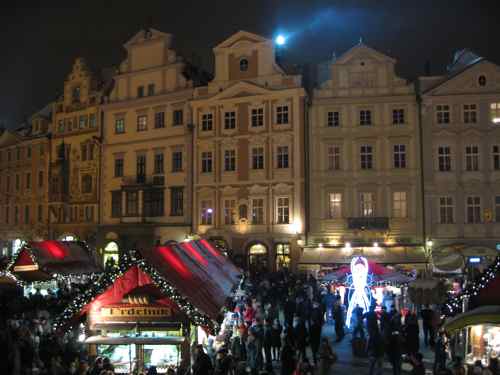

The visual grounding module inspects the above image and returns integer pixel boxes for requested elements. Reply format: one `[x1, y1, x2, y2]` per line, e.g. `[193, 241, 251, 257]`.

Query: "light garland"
[443, 256, 500, 317]
[53, 251, 219, 334]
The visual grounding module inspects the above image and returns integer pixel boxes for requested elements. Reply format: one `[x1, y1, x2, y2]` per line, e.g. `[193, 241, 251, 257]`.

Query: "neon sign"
[346, 256, 372, 328]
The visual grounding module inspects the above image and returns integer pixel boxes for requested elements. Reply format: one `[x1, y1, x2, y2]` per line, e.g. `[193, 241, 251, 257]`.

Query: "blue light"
[469, 257, 481, 264]
[275, 35, 286, 46]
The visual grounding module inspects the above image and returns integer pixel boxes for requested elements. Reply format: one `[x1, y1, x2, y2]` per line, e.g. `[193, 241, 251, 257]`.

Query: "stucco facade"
[304, 43, 425, 269]
[98, 29, 194, 256]
[190, 31, 306, 271]
[420, 50, 500, 265]
[48, 58, 103, 245]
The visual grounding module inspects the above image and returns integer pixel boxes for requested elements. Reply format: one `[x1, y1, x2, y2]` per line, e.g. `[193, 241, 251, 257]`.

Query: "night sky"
[1, 1, 498, 128]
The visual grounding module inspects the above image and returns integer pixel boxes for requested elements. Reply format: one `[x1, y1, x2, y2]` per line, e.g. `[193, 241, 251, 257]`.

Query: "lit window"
[490, 103, 500, 124]
[360, 145, 373, 169]
[251, 198, 264, 224]
[329, 193, 342, 219]
[393, 144, 406, 169]
[201, 201, 213, 225]
[327, 111, 340, 127]
[436, 105, 450, 124]
[360, 192, 374, 217]
[392, 191, 407, 218]
[251, 108, 264, 127]
[359, 110, 372, 126]
[115, 118, 125, 134]
[327, 146, 341, 170]
[438, 146, 452, 171]
[224, 199, 236, 225]
[463, 104, 477, 124]
[466, 196, 481, 223]
[277, 197, 290, 224]
[137, 115, 148, 131]
[224, 111, 236, 129]
[276, 243, 291, 270]
[465, 145, 479, 171]
[276, 105, 289, 124]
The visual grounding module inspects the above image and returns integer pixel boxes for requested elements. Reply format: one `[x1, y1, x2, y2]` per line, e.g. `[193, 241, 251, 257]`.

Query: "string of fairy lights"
[53, 251, 218, 334]
[443, 255, 500, 317]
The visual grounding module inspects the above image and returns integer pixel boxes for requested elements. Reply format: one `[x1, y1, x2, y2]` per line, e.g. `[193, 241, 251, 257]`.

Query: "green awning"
[443, 306, 500, 334]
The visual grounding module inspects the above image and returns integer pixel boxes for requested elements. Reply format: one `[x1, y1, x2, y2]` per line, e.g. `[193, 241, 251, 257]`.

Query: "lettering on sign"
[100, 306, 172, 318]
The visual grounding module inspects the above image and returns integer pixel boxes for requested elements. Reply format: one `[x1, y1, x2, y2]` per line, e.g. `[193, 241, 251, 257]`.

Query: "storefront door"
[248, 243, 268, 271]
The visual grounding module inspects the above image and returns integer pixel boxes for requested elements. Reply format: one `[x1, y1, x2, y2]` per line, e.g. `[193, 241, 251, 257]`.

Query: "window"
[392, 191, 407, 218]
[126, 191, 138, 216]
[277, 197, 290, 224]
[37, 205, 43, 222]
[326, 146, 341, 170]
[463, 104, 477, 124]
[137, 115, 147, 131]
[201, 151, 213, 173]
[392, 109, 405, 125]
[27, 146, 31, 159]
[224, 199, 236, 225]
[493, 145, 500, 170]
[7, 150, 11, 162]
[466, 196, 481, 223]
[251, 108, 264, 127]
[115, 118, 125, 134]
[224, 149, 236, 171]
[277, 146, 289, 169]
[479, 75, 487, 86]
[89, 113, 96, 128]
[224, 111, 236, 130]
[38, 171, 44, 188]
[495, 196, 500, 223]
[154, 153, 164, 174]
[173, 110, 183, 126]
[170, 187, 184, 216]
[360, 145, 373, 170]
[172, 151, 182, 172]
[58, 120, 65, 133]
[329, 193, 342, 218]
[79, 115, 88, 129]
[276, 243, 291, 270]
[6, 176, 10, 192]
[360, 192, 374, 217]
[82, 175, 92, 193]
[393, 144, 407, 169]
[72, 86, 80, 102]
[252, 147, 264, 170]
[465, 145, 480, 171]
[438, 146, 451, 171]
[276, 105, 289, 124]
[136, 155, 146, 182]
[67, 118, 73, 131]
[39, 144, 44, 156]
[201, 201, 213, 225]
[114, 158, 124, 177]
[14, 206, 19, 225]
[15, 174, 19, 191]
[81, 144, 88, 162]
[202, 113, 213, 131]
[436, 105, 450, 124]
[111, 191, 122, 218]
[147, 83, 155, 96]
[143, 189, 164, 217]
[240, 58, 248, 71]
[154, 112, 165, 128]
[137, 86, 144, 98]
[5, 206, 9, 224]
[85, 206, 94, 222]
[327, 111, 340, 127]
[24, 206, 30, 225]
[16, 148, 21, 161]
[26, 173, 31, 190]
[251, 198, 264, 224]
[359, 110, 372, 126]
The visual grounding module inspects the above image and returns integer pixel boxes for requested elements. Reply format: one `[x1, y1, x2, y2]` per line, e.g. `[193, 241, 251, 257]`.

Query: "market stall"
[54, 240, 242, 374]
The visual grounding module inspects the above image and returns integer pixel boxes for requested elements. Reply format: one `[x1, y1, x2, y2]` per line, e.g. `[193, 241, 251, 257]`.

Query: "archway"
[103, 241, 120, 267]
[247, 242, 268, 272]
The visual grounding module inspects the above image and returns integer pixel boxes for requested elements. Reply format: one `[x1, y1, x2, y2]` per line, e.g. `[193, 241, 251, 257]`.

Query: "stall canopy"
[444, 306, 500, 334]
[11, 241, 102, 281]
[55, 240, 242, 334]
[322, 260, 413, 284]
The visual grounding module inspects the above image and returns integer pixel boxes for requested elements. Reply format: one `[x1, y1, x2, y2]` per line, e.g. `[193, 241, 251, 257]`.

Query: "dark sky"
[1, 1, 499, 128]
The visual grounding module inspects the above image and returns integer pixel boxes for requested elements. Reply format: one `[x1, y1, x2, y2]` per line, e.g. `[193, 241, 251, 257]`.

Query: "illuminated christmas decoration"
[346, 256, 372, 328]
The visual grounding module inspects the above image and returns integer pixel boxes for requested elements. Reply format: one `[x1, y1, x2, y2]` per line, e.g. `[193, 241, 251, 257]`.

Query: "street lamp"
[275, 34, 286, 46]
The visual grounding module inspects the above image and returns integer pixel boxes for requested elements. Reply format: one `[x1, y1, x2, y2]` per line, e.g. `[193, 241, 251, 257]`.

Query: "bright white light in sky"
[275, 35, 286, 46]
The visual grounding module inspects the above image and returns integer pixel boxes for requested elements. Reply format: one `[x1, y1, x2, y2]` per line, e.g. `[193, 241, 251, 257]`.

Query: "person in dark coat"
[309, 319, 322, 365]
[214, 348, 233, 375]
[271, 319, 282, 361]
[433, 331, 448, 375]
[367, 330, 385, 375]
[404, 313, 420, 355]
[352, 304, 366, 340]
[387, 330, 403, 375]
[284, 294, 296, 328]
[246, 333, 258, 374]
[281, 339, 296, 375]
[380, 306, 391, 338]
[292, 316, 308, 360]
[333, 303, 345, 342]
[263, 319, 274, 371]
[192, 344, 213, 375]
[230, 331, 247, 363]
[420, 305, 435, 347]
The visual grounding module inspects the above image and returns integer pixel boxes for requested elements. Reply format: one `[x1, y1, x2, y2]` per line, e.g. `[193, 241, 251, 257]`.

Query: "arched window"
[478, 75, 487, 87]
[82, 175, 92, 194]
[104, 241, 119, 267]
[240, 58, 249, 72]
[248, 243, 268, 271]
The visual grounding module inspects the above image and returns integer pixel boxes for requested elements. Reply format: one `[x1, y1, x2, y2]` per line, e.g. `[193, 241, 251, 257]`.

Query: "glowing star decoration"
[345, 256, 372, 328]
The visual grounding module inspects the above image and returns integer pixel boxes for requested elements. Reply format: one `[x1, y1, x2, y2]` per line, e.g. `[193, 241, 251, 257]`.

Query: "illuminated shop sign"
[100, 306, 172, 318]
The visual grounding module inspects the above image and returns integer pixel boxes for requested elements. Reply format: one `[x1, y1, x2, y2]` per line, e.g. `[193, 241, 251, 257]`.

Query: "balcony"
[347, 217, 389, 231]
[121, 175, 165, 187]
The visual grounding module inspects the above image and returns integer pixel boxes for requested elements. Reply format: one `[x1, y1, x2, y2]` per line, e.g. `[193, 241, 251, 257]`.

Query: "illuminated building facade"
[190, 31, 307, 271]
[303, 43, 425, 270]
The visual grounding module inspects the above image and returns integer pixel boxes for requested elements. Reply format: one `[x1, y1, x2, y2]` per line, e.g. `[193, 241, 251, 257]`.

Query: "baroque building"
[98, 29, 197, 261]
[190, 31, 306, 271]
[48, 58, 106, 245]
[420, 50, 500, 268]
[0, 107, 51, 256]
[302, 43, 425, 271]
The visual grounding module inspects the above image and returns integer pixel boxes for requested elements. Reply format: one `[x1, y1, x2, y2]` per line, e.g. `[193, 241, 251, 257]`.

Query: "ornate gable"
[209, 81, 272, 101]
[214, 30, 268, 50]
